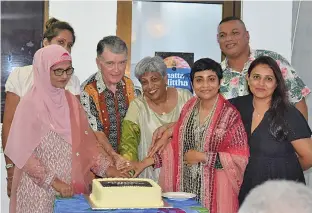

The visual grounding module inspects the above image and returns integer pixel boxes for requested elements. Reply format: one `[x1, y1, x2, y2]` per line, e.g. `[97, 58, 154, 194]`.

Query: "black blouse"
[230, 94, 311, 155]
[229, 94, 312, 204]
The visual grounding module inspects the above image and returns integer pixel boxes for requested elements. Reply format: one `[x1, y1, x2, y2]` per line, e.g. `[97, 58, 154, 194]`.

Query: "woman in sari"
[135, 58, 249, 213]
[118, 56, 192, 181]
[5, 45, 129, 213]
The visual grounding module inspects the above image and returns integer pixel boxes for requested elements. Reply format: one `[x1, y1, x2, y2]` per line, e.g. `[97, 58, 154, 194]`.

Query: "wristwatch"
[5, 164, 14, 169]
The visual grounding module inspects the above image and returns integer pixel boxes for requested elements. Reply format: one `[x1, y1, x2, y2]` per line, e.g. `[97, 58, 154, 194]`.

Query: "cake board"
[84, 195, 173, 210]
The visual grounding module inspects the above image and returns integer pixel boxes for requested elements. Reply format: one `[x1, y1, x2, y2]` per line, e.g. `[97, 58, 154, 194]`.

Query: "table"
[54, 194, 209, 213]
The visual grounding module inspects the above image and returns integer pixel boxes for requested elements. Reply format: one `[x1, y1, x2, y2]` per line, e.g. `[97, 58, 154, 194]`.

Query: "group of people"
[2, 16, 312, 213]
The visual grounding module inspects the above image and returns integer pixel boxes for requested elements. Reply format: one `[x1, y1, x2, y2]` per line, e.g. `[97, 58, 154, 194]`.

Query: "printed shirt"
[220, 49, 311, 103]
[80, 71, 135, 151]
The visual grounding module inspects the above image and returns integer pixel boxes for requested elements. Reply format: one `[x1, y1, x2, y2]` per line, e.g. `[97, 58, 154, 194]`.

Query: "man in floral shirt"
[218, 16, 310, 119]
[81, 36, 135, 168]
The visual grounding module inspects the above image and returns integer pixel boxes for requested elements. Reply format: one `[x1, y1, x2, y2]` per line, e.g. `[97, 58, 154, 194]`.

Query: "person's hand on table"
[52, 178, 73, 198]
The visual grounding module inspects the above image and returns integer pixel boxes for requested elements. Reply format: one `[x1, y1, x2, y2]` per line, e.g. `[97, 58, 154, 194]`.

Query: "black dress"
[230, 95, 312, 205]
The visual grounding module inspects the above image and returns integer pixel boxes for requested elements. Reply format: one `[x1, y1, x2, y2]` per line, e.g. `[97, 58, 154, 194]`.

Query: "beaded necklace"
[181, 96, 219, 202]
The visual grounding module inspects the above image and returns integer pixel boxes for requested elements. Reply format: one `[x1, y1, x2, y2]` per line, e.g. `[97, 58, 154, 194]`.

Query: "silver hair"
[96, 36, 128, 56]
[239, 180, 312, 213]
[134, 56, 167, 80]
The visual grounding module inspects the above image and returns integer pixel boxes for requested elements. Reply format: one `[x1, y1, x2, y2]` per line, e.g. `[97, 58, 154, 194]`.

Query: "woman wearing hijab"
[5, 45, 129, 213]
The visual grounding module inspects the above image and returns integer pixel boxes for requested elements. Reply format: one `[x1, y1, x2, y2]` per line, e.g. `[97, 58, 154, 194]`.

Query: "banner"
[155, 52, 194, 93]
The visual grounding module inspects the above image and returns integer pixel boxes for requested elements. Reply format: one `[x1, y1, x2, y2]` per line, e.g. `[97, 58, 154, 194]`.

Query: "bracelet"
[5, 164, 14, 169]
[6, 176, 13, 181]
[153, 152, 162, 168]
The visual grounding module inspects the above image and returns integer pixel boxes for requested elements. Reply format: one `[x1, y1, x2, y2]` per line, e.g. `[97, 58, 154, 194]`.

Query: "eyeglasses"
[53, 67, 74, 76]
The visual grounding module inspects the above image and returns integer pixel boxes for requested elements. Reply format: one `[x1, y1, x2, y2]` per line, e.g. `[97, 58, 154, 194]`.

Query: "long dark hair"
[248, 56, 290, 141]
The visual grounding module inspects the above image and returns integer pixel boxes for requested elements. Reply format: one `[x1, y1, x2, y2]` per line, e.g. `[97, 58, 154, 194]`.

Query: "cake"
[89, 178, 164, 208]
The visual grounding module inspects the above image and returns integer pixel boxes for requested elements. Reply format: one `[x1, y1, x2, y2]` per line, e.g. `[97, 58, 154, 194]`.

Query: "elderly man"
[239, 180, 312, 213]
[218, 16, 310, 120]
[81, 36, 135, 164]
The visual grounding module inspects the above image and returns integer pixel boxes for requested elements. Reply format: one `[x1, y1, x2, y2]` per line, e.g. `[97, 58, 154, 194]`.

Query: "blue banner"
[167, 68, 192, 92]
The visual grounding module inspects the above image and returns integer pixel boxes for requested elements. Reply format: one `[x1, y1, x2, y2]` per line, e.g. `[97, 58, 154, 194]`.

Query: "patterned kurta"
[159, 95, 249, 213]
[14, 131, 110, 213]
[220, 49, 311, 103]
[80, 72, 135, 151]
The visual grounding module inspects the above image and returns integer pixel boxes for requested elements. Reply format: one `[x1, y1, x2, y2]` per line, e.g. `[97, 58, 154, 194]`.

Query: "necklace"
[181, 96, 218, 198]
[252, 100, 264, 118]
[253, 109, 261, 117]
[148, 90, 169, 115]
[195, 96, 219, 150]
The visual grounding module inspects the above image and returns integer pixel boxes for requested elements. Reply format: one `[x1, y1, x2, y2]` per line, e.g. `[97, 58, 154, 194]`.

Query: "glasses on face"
[53, 67, 74, 76]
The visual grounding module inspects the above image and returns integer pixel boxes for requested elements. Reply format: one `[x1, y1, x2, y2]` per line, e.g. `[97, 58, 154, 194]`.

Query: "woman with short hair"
[118, 56, 192, 182]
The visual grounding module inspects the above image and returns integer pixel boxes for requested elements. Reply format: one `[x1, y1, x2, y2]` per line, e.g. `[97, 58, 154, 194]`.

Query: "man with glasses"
[81, 36, 135, 166]
[218, 16, 310, 119]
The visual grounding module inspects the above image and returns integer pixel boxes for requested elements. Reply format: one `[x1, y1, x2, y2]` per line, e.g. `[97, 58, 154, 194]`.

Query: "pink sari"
[159, 94, 249, 213]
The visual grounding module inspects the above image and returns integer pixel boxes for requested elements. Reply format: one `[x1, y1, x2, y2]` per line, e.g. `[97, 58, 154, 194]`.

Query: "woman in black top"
[230, 56, 312, 205]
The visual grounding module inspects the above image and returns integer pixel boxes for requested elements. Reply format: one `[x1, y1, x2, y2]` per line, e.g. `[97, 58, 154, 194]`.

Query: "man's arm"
[94, 131, 116, 155]
[265, 50, 310, 121]
[295, 98, 308, 121]
[80, 89, 118, 157]
[274, 53, 310, 120]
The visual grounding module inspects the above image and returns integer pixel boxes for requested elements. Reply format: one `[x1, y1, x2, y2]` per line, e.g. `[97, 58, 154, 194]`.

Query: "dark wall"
[1, 1, 44, 122]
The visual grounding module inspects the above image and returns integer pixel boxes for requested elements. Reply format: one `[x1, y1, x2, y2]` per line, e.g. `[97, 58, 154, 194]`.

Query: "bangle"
[5, 164, 14, 169]
[153, 152, 162, 168]
[6, 176, 13, 181]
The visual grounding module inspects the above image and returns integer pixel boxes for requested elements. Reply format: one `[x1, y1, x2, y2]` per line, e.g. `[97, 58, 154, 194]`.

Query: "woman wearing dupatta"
[118, 56, 192, 181]
[136, 58, 249, 213]
[5, 45, 129, 213]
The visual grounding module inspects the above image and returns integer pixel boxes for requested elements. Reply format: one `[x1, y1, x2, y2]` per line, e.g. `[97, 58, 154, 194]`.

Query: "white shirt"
[5, 65, 80, 97]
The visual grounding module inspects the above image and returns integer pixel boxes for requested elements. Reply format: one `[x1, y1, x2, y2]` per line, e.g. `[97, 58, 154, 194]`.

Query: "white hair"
[134, 56, 167, 80]
[239, 180, 312, 213]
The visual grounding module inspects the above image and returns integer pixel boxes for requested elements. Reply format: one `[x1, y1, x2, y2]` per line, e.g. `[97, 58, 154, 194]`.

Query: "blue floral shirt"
[220, 49, 310, 103]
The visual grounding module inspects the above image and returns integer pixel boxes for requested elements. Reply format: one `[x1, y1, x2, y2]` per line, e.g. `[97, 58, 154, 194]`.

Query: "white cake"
[89, 178, 164, 208]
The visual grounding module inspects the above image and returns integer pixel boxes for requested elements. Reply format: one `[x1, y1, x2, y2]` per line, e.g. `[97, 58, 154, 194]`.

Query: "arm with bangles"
[132, 153, 163, 177]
